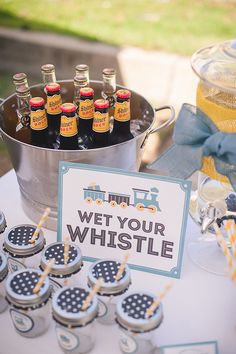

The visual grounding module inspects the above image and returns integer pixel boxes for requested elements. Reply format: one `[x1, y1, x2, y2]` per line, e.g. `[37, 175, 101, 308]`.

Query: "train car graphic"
[83, 183, 161, 213]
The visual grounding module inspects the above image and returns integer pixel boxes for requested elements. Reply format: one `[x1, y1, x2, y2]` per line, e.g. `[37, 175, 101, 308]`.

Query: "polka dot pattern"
[122, 294, 156, 319]
[10, 271, 43, 296]
[8, 226, 36, 246]
[92, 261, 125, 283]
[45, 244, 78, 265]
[57, 288, 90, 313]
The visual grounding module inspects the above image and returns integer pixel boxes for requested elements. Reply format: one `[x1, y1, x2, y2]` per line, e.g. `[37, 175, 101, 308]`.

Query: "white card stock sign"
[58, 162, 191, 278]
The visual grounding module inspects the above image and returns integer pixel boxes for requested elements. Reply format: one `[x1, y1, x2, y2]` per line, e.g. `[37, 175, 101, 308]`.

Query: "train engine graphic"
[83, 183, 161, 213]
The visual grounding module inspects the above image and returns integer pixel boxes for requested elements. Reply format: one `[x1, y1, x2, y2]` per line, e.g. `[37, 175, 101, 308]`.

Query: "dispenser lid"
[191, 39, 236, 94]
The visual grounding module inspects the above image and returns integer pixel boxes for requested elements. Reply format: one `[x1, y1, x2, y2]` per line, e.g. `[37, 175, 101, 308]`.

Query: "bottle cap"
[116, 89, 131, 99]
[29, 97, 45, 107]
[103, 68, 116, 76]
[13, 73, 27, 82]
[46, 83, 61, 93]
[41, 64, 55, 73]
[5, 269, 51, 309]
[87, 259, 131, 296]
[4, 224, 45, 258]
[40, 241, 83, 278]
[76, 64, 89, 72]
[79, 87, 94, 97]
[0, 251, 8, 282]
[116, 292, 163, 333]
[61, 103, 76, 113]
[94, 99, 109, 109]
[52, 286, 98, 327]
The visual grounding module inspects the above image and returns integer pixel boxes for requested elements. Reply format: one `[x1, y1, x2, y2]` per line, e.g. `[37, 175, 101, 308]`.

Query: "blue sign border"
[160, 341, 219, 353]
[57, 161, 192, 279]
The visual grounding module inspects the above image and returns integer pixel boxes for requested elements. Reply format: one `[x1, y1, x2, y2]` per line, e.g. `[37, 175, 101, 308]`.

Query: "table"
[0, 170, 235, 354]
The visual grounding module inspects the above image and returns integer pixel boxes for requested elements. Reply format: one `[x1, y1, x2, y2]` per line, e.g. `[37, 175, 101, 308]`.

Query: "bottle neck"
[78, 117, 93, 134]
[112, 119, 131, 132]
[14, 79, 29, 91]
[42, 71, 56, 85]
[16, 92, 31, 110]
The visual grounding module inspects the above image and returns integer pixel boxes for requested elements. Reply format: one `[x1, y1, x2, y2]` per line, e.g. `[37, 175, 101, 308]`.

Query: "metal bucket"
[0, 80, 175, 230]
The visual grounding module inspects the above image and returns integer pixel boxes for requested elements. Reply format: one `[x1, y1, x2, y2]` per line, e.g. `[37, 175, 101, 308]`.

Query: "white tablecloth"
[0, 170, 235, 354]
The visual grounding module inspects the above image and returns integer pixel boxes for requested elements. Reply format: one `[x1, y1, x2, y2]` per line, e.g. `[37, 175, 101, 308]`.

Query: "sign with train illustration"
[58, 162, 191, 279]
[83, 183, 161, 213]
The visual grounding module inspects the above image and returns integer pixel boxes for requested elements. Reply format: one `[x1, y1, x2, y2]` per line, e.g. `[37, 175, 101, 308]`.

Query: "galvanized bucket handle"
[141, 105, 175, 148]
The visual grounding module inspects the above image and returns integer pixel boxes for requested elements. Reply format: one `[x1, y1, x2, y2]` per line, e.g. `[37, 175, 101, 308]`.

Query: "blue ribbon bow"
[148, 103, 236, 191]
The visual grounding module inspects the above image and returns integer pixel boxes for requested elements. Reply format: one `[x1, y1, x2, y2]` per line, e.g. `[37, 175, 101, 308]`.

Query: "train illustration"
[83, 183, 161, 213]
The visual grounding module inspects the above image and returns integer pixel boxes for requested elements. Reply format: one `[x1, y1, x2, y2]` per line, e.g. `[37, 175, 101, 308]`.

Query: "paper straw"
[82, 278, 103, 311]
[146, 282, 173, 318]
[213, 222, 234, 270]
[230, 266, 236, 282]
[64, 236, 70, 265]
[33, 259, 54, 294]
[115, 253, 130, 282]
[29, 207, 51, 244]
[224, 220, 236, 260]
[230, 221, 236, 260]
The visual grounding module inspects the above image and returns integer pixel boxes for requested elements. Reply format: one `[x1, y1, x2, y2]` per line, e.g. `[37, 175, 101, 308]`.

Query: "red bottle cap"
[61, 103, 76, 113]
[79, 87, 94, 97]
[116, 89, 131, 99]
[29, 97, 45, 107]
[94, 99, 109, 109]
[46, 83, 61, 93]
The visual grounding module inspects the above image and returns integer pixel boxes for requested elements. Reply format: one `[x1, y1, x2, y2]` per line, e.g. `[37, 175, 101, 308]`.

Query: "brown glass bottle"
[30, 97, 52, 148]
[78, 87, 94, 149]
[46, 82, 62, 146]
[59, 103, 80, 150]
[109, 89, 134, 145]
[92, 99, 110, 148]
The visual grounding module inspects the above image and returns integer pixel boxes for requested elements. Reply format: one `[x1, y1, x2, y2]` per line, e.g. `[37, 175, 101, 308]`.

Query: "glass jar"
[3, 224, 45, 273]
[5, 268, 51, 337]
[116, 292, 163, 354]
[52, 286, 98, 354]
[87, 259, 131, 325]
[0, 251, 8, 313]
[0, 211, 7, 234]
[40, 241, 83, 289]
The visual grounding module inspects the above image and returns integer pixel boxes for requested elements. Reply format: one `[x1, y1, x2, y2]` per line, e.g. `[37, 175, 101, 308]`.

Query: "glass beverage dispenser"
[189, 39, 236, 275]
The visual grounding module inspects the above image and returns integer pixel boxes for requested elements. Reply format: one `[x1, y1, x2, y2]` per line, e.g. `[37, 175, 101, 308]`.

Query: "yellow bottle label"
[30, 109, 48, 130]
[79, 99, 94, 119]
[114, 101, 130, 122]
[197, 83, 236, 183]
[60, 115, 78, 137]
[93, 111, 110, 133]
[47, 94, 62, 115]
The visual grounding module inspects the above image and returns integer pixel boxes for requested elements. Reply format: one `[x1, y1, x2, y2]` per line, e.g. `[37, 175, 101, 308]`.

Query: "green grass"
[0, 0, 236, 55]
